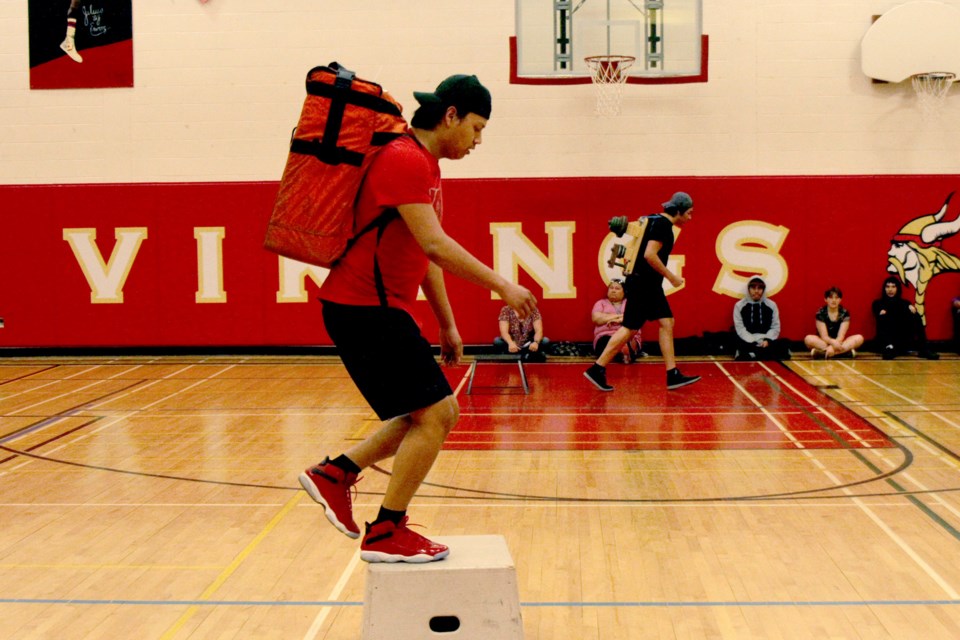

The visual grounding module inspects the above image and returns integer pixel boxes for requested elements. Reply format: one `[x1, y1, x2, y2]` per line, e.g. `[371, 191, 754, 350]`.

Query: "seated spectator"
[732, 276, 791, 361]
[592, 279, 645, 363]
[803, 286, 864, 358]
[494, 305, 549, 361]
[872, 276, 938, 360]
[953, 295, 960, 354]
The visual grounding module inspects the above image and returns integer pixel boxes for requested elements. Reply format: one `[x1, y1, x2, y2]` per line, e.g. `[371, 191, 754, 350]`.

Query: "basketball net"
[911, 72, 955, 119]
[585, 55, 635, 116]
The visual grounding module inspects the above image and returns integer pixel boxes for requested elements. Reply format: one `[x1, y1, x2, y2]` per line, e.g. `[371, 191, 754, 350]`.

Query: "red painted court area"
[445, 360, 894, 451]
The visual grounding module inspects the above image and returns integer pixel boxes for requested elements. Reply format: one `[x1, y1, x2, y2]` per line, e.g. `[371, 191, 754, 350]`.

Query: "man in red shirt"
[299, 74, 537, 563]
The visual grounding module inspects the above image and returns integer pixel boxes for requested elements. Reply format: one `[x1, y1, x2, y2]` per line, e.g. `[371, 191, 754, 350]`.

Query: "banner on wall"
[2, 177, 960, 349]
[28, 0, 134, 90]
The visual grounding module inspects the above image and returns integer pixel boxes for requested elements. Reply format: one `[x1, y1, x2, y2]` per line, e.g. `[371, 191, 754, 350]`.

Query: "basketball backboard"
[861, 0, 960, 83]
[513, 0, 705, 84]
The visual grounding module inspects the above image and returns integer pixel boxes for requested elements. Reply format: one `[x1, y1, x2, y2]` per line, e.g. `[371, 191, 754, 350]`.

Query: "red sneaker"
[299, 458, 361, 539]
[360, 517, 449, 563]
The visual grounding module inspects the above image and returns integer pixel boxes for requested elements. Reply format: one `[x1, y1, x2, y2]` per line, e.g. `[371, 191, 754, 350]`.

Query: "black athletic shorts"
[321, 300, 452, 421]
[622, 276, 673, 330]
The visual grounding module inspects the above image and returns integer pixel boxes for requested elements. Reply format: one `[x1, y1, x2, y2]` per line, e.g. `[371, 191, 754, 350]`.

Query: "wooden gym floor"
[1, 353, 960, 639]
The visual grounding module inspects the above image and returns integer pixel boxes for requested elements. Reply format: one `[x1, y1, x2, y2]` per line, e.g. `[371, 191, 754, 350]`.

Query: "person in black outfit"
[953, 295, 960, 354]
[871, 276, 938, 360]
[584, 192, 701, 391]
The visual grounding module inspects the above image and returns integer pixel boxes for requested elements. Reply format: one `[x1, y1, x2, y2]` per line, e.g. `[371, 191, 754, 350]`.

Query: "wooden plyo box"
[362, 535, 523, 639]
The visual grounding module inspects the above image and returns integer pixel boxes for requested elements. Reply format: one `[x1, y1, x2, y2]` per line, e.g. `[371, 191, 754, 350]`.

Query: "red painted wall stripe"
[2, 176, 959, 348]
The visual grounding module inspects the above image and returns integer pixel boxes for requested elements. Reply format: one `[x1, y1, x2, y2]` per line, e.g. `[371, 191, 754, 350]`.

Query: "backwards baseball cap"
[413, 74, 492, 119]
[662, 192, 694, 214]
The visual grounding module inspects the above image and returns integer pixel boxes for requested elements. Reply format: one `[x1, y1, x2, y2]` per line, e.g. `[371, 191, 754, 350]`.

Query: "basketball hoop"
[911, 72, 955, 119]
[585, 55, 635, 116]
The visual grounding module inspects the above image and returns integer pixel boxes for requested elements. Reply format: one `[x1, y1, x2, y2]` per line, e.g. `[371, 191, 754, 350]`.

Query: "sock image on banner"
[28, 0, 134, 89]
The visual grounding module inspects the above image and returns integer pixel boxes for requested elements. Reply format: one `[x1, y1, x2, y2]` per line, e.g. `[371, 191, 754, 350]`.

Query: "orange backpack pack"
[264, 62, 408, 267]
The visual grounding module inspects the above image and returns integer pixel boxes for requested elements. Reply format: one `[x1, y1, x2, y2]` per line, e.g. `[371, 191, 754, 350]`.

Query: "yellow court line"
[159, 491, 304, 640]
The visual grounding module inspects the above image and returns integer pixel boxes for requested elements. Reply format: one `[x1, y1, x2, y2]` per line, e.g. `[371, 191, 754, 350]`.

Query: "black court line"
[0, 365, 61, 386]
[1, 442, 943, 505]
[1, 360, 957, 505]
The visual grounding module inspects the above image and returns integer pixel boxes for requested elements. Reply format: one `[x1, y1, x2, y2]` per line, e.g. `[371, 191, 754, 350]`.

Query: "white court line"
[798, 447, 959, 599]
[789, 359, 836, 387]
[0, 364, 143, 425]
[461, 410, 801, 417]
[0, 365, 151, 478]
[60, 409, 806, 419]
[720, 360, 959, 597]
[0, 501, 926, 509]
[712, 361, 803, 448]
[303, 550, 362, 640]
[84, 364, 237, 440]
[830, 364, 960, 473]
[4, 364, 236, 466]
[837, 359, 960, 436]
[870, 446, 960, 522]
[0, 375, 87, 404]
[757, 361, 872, 447]
[818, 386, 960, 522]
[0, 365, 106, 414]
[81, 363, 197, 414]
[301, 360, 489, 638]
[841, 391, 960, 472]
[827, 365, 960, 527]
[793, 362, 960, 599]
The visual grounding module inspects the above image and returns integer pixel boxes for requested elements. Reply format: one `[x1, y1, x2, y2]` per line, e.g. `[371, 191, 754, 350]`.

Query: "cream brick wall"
[1, 0, 958, 183]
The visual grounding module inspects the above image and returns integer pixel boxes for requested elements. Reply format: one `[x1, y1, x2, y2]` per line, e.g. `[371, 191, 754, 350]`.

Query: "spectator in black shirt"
[803, 286, 864, 358]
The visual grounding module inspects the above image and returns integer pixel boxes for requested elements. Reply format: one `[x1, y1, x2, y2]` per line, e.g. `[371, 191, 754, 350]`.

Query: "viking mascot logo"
[887, 191, 960, 324]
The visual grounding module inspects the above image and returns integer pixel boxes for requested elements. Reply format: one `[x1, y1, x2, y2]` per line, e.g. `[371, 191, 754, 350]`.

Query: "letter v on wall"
[63, 228, 148, 303]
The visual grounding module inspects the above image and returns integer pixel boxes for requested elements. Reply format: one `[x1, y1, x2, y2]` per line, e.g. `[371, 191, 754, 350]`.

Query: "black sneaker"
[666, 368, 701, 390]
[882, 345, 896, 360]
[919, 350, 940, 360]
[584, 364, 613, 391]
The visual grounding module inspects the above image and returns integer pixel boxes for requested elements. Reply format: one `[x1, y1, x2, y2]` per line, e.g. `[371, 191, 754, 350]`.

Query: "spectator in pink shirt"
[592, 279, 644, 363]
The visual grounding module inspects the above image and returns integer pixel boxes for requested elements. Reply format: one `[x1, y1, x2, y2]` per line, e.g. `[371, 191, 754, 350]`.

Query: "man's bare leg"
[355, 396, 459, 562]
[299, 395, 457, 538]
[370, 396, 458, 511]
[595, 325, 639, 367]
[658, 317, 676, 371]
[660, 316, 701, 389]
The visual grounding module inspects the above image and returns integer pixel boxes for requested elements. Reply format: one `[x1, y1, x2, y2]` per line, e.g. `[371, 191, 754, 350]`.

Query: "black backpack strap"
[289, 130, 405, 166]
[336, 208, 400, 307]
[320, 64, 355, 165]
[372, 214, 395, 308]
[343, 208, 399, 256]
[290, 138, 363, 167]
[293, 63, 405, 167]
[306, 77, 404, 116]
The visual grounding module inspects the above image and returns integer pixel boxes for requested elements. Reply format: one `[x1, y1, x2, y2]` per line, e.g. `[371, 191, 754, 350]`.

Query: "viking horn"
[933, 191, 955, 222]
[921, 191, 960, 243]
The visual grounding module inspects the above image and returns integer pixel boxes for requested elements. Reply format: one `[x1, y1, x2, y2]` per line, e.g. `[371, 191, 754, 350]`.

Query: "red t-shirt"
[319, 135, 441, 315]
